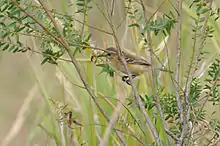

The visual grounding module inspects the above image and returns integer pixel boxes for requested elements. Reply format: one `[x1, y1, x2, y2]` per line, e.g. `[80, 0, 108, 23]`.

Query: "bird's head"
[98, 47, 118, 59]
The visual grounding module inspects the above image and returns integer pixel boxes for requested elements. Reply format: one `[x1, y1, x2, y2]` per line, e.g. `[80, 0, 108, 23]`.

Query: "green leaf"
[41, 58, 48, 65]
[76, 3, 85, 7]
[85, 33, 92, 42]
[8, 46, 15, 52]
[10, 9, 21, 16]
[8, 22, 17, 28]
[16, 26, 26, 32]
[2, 44, 9, 51]
[128, 23, 140, 28]
[199, 8, 210, 14]
[97, 64, 115, 77]
[12, 47, 19, 53]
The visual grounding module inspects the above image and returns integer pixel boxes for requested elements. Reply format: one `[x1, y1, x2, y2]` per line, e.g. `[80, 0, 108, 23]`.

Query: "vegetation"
[0, 0, 219, 145]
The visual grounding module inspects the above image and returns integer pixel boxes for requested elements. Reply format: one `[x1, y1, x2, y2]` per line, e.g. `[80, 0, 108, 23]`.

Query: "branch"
[96, 3, 162, 146]
[175, 0, 185, 145]
[185, 0, 214, 144]
[10, 0, 112, 138]
[36, 0, 126, 145]
[23, 3, 113, 35]
[140, 0, 179, 142]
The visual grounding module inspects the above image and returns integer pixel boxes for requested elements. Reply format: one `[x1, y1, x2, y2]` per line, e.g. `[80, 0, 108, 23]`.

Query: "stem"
[96, 3, 162, 146]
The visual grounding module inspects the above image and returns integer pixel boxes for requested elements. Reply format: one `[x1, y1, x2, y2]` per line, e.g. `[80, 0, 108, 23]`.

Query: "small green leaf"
[128, 23, 140, 28]
[2, 44, 9, 51]
[76, 3, 85, 6]
[8, 46, 15, 52]
[10, 9, 21, 16]
[41, 58, 48, 65]
[85, 33, 92, 42]
[12, 47, 19, 53]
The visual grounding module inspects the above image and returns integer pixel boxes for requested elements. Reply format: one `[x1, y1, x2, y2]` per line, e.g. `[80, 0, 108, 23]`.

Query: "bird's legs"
[121, 75, 137, 85]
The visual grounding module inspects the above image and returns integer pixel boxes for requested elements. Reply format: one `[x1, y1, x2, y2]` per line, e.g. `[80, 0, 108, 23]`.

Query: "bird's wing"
[124, 56, 151, 66]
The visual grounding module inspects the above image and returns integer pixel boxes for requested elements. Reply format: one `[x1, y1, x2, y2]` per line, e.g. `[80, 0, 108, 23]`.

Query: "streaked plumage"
[104, 47, 152, 75]
[98, 47, 172, 77]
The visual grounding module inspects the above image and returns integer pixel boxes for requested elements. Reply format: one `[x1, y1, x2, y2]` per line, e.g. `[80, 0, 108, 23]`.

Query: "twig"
[10, 0, 114, 141]
[71, 16, 112, 35]
[24, 3, 113, 35]
[162, 35, 185, 93]
[116, 0, 131, 30]
[35, 0, 109, 119]
[185, 0, 214, 145]
[0, 39, 90, 63]
[36, 0, 126, 145]
[96, 3, 162, 146]
[145, 0, 166, 25]
[175, 0, 185, 145]
[100, 95, 126, 146]
[110, 0, 115, 17]
[188, 74, 219, 145]
[97, 93, 146, 137]
[140, 0, 179, 142]
[90, 123, 145, 145]
[1, 11, 48, 38]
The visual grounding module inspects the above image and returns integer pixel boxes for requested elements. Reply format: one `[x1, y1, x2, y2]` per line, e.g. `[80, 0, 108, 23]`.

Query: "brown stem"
[175, 0, 185, 145]
[186, 0, 214, 145]
[140, 0, 179, 142]
[96, 3, 162, 145]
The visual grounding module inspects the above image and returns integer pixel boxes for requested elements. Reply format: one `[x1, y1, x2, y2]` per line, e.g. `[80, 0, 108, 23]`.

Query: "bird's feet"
[121, 75, 136, 85]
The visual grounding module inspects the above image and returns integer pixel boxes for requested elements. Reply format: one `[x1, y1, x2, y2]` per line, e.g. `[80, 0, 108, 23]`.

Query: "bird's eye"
[107, 53, 111, 56]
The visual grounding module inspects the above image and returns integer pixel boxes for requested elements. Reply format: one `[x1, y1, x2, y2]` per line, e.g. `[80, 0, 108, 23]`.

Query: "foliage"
[0, 0, 219, 146]
[205, 57, 220, 105]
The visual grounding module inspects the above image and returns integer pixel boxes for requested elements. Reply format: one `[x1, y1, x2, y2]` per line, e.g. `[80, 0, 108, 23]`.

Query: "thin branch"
[71, 16, 113, 35]
[145, 0, 166, 25]
[110, 0, 115, 17]
[11, 0, 65, 47]
[176, 0, 185, 145]
[97, 93, 146, 137]
[185, 0, 214, 144]
[24, 3, 113, 35]
[100, 96, 126, 146]
[36, 0, 109, 118]
[1, 12, 48, 37]
[36, 0, 126, 145]
[188, 74, 219, 144]
[116, 0, 131, 30]
[140, 0, 179, 142]
[0, 39, 90, 64]
[162, 35, 185, 93]
[10, 0, 110, 136]
[96, 3, 162, 146]
[89, 123, 145, 145]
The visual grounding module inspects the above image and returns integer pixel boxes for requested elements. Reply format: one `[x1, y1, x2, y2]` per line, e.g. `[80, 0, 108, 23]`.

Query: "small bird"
[98, 47, 172, 85]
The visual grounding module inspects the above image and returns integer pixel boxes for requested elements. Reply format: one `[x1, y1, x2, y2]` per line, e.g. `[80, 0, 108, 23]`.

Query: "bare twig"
[96, 3, 162, 146]
[162, 35, 185, 94]
[24, 3, 113, 35]
[110, 0, 115, 17]
[97, 93, 146, 137]
[90, 123, 145, 145]
[100, 96, 126, 146]
[139, 0, 179, 142]
[0, 39, 90, 64]
[10, 0, 119, 143]
[36, 0, 109, 120]
[36, 0, 126, 145]
[185, 0, 214, 145]
[175, 0, 185, 145]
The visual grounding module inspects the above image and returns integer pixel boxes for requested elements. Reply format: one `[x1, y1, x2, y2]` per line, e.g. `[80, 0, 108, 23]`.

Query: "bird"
[98, 47, 172, 85]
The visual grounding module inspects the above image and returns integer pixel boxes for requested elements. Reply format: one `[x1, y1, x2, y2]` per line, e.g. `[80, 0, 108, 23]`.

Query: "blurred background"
[0, 0, 219, 146]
